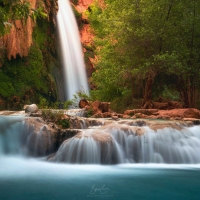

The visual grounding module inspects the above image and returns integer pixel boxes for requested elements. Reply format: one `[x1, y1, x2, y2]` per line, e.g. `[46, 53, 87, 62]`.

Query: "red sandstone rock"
[122, 115, 130, 119]
[86, 100, 110, 116]
[183, 108, 200, 118]
[123, 108, 200, 120]
[143, 100, 183, 109]
[79, 99, 89, 108]
[124, 109, 158, 116]
[157, 108, 200, 119]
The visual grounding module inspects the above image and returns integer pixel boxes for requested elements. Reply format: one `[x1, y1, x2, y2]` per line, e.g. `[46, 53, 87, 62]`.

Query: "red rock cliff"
[2, 0, 58, 60]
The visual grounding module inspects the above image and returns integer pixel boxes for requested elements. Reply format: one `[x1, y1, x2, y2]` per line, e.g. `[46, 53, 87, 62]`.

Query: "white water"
[57, 0, 89, 100]
[0, 116, 54, 158]
[1, 115, 200, 164]
[52, 123, 200, 164]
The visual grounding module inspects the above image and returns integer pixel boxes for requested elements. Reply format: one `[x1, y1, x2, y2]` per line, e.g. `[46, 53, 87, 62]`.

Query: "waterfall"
[0, 116, 54, 157]
[0, 116, 28, 156]
[2, 114, 200, 164]
[57, 0, 89, 100]
[51, 123, 200, 164]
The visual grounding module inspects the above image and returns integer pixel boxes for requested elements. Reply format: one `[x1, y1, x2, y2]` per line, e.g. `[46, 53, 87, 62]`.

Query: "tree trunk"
[142, 75, 155, 108]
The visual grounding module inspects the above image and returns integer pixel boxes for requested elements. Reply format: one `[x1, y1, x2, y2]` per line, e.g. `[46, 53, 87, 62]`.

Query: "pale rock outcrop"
[23, 104, 39, 113]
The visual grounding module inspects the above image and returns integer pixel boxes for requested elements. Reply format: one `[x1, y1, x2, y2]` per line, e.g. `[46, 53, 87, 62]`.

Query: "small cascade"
[0, 116, 55, 158]
[106, 124, 200, 163]
[26, 125, 54, 157]
[57, 0, 89, 100]
[0, 116, 29, 156]
[52, 122, 200, 164]
[65, 109, 87, 117]
[51, 129, 122, 164]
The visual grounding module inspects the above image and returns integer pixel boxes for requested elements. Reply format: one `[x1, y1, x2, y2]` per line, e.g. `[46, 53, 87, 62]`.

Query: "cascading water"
[0, 116, 55, 158]
[1, 116, 200, 200]
[1, 114, 200, 164]
[51, 122, 200, 164]
[0, 116, 28, 156]
[57, 0, 89, 100]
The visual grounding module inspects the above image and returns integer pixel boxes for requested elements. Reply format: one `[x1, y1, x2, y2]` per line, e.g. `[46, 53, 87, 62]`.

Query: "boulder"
[23, 104, 39, 113]
[90, 100, 110, 113]
[84, 100, 111, 117]
[79, 99, 89, 108]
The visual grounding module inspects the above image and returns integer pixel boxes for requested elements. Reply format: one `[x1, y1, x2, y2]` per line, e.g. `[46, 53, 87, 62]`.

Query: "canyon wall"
[73, 0, 95, 86]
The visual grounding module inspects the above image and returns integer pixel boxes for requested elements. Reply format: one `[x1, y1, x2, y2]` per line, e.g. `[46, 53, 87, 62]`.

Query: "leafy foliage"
[58, 119, 70, 129]
[0, 0, 47, 36]
[66, 90, 91, 108]
[0, 44, 52, 108]
[88, 0, 200, 108]
[41, 109, 70, 129]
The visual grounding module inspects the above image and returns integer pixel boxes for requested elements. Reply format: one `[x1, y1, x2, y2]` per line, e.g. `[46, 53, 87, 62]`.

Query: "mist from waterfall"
[57, 0, 89, 100]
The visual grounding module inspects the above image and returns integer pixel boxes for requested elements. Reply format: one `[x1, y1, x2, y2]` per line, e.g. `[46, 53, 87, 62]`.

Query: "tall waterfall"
[57, 0, 89, 100]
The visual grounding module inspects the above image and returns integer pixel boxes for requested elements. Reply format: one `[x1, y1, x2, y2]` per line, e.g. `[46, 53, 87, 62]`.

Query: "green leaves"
[30, 7, 47, 22]
[88, 0, 200, 106]
[0, 0, 47, 36]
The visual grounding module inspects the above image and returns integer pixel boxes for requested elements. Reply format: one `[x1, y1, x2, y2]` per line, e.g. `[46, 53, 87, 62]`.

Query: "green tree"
[88, 0, 200, 108]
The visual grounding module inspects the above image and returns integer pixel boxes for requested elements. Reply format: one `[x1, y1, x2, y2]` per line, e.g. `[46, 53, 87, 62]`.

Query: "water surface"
[0, 157, 200, 200]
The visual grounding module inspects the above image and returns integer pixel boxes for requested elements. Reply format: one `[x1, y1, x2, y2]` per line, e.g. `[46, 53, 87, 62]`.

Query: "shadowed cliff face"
[3, 0, 58, 60]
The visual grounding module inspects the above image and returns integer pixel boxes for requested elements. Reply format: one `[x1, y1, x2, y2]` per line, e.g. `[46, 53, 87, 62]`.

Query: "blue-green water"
[0, 157, 200, 200]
